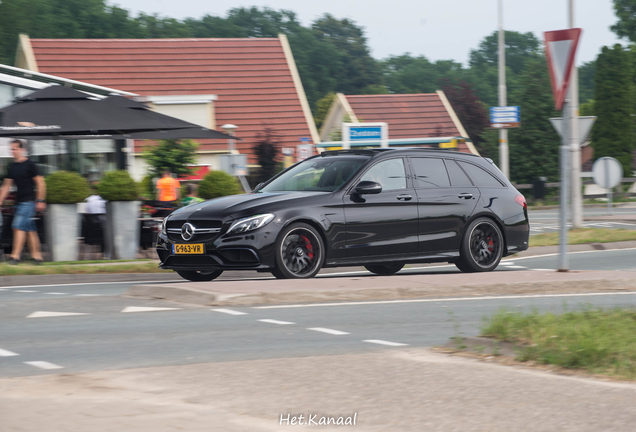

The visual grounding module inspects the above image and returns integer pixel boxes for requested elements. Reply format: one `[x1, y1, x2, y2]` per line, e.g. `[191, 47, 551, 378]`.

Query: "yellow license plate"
[173, 244, 204, 254]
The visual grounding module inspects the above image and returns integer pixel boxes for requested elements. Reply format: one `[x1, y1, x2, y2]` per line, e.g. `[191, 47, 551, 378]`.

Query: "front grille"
[164, 255, 219, 267]
[218, 248, 259, 263]
[167, 219, 222, 229]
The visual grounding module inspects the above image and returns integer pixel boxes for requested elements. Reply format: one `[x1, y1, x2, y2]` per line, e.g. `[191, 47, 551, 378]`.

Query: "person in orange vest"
[156, 170, 181, 209]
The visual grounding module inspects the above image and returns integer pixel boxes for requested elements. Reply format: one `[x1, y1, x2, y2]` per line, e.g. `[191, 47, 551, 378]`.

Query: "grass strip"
[481, 307, 636, 379]
[529, 228, 636, 247]
[0, 262, 164, 276]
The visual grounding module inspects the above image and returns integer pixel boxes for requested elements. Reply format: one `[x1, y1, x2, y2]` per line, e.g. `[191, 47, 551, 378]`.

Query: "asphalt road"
[1, 248, 635, 378]
[528, 206, 636, 235]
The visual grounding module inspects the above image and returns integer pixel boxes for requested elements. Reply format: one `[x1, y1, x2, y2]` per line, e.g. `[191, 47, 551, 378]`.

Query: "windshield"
[258, 156, 369, 193]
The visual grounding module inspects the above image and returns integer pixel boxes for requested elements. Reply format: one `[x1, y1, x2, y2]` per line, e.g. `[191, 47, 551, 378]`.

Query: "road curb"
[0, 272, 179, 287]
[125, 276, 636, 307]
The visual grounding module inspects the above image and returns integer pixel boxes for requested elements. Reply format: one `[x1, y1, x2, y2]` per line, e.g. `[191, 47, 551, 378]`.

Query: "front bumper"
[156, 229, 278, 272]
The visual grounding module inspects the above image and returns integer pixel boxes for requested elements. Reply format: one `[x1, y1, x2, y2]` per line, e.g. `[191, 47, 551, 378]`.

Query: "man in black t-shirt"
[0, 139, 46, 264]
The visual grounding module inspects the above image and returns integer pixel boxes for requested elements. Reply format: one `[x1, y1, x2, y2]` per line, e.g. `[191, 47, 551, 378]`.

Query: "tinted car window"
[260, 157, 368, 192]
[457, 161, 505, 188]
[444, 159, 473, 187]
[409, 157, 450, 188]
[360, 159, 406, 190]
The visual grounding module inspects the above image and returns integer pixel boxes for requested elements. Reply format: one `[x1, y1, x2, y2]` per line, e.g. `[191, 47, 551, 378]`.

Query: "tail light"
[515, 194, 527, 209]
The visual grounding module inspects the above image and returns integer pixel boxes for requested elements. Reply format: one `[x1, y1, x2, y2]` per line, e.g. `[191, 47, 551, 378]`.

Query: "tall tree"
[612, 0, 636, 42]
[440, 79, 490, 155]
[592, 44, 634, 174]
[506, 56, 561, 184]
[578, 60, 596, 104]
[312, 14, 382, 95]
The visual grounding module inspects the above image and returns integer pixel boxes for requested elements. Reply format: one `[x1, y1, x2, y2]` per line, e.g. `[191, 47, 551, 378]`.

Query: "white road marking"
[121, 306, 181, 313]
[44, 292, 67, 295]
[15, 290, 37, 293]
[27, 311, 90, 318]
[499, 262, 515, 266]
[0, 279, 180, 290]
[75, 294, 101, 297]
[212, 308, 248, 315]
[258, 319, 295, 325]
[254, 291, 636, 309]
[0, 348, 19, 357]
[364, 340, 408, 347]
[24, 361, 64, 370]
[307, 327, 350, 335]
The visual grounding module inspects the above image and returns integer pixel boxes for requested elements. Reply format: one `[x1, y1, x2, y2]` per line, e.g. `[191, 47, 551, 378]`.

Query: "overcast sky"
[111, 0, 622, 66]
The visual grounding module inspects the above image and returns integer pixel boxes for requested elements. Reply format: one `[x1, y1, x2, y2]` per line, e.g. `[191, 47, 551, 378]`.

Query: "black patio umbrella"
[0, 86, 210, 138]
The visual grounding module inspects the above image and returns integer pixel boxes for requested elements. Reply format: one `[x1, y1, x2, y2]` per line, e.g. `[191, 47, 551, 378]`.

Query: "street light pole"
[498, 0, 509, 178]
[221, 124, 238, 154]
[569, 0, 583, 228]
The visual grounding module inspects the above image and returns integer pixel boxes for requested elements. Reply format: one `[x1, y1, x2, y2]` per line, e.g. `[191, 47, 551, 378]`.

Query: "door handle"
[458, 193, 473, 199]
[397, 194, 412, 201]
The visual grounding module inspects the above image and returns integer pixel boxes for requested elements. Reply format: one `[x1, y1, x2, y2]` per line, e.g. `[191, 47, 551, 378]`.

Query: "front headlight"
[227, 213, 275, 234]
[161, 217, 168, 235]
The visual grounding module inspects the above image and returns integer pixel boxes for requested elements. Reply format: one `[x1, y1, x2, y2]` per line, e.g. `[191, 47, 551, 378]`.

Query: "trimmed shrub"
[138, 175, 156, 200]
[198, 170, 241, 199]
[45, 171, 90, 204]
[97, 170, 139, 201]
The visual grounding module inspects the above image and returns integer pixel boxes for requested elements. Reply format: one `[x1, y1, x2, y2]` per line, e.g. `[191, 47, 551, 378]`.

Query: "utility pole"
[569, 0, 583, 227]
[498, 0, 509, 178]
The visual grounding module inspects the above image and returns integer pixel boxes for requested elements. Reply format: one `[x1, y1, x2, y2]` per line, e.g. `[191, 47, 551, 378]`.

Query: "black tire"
[176, 270, 223, 281]
[274, 222, 324, 279]
[364, 263, 404, 276]
[457, 218, 503, 272]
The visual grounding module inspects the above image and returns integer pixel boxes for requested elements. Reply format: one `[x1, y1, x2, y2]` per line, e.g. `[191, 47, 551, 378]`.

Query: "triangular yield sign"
[544, 28, 582, 110]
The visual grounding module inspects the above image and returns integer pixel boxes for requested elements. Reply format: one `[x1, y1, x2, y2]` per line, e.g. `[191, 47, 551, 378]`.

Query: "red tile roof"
[345, 94, 471, 153]
[29, 38, 315, 163]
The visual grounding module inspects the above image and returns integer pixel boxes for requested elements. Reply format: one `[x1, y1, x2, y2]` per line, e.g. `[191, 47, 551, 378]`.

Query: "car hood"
[168, 191, 328, 221]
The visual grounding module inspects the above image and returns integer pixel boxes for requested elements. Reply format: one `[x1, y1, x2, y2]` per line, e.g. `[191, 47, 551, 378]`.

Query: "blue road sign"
[490, 106, 520, 123]
[349, 126, 382, 141]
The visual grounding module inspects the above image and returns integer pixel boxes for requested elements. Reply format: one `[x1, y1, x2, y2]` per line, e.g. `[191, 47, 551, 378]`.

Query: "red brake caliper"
[487, 237, 494, 251]
[300, 235, 314, 259]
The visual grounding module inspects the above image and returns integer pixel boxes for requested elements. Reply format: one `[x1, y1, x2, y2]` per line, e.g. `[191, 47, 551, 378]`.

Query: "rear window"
[444, 160, 473, 187]
[457, 161, 505, 188]
[409, 157, 450, 188]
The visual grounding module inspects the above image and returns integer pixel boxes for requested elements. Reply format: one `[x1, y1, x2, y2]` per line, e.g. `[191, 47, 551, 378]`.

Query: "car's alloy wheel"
[275, 223, 324, 279]
[458, 218, 503, 272]
[364, 263, 404, 276]
[176, 270, 223, 281]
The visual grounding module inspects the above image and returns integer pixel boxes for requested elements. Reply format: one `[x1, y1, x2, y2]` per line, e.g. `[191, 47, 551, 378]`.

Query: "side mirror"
[354, 180, 382, 195]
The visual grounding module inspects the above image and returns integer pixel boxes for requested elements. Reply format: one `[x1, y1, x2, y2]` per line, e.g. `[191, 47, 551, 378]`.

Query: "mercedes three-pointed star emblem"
[181, 223, 195, 241]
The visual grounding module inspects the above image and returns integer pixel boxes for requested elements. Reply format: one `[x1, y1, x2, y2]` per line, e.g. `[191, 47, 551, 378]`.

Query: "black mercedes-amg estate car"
[157, 148, 529, 281]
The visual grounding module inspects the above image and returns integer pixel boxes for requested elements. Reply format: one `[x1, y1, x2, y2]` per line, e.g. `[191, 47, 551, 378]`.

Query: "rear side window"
[444, 160, 473, 187]
[409, 157, 450, 188]
[457, 161, 505, 188]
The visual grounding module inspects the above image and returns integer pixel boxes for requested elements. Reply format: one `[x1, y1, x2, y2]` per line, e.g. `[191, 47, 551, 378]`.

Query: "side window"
[444, 160, 473, 187]
[360, 159, 406, 190]
[409, 158, 450, 188]
[457, 161, 505, 188]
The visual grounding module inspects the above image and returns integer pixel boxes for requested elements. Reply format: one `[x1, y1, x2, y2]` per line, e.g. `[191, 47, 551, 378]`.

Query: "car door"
[343, 158, 419, 258]
[408, 157, 480, 254]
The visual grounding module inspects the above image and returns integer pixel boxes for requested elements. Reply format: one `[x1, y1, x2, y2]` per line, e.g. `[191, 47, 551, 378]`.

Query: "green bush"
[138, 175, 156, 200]
[198, 170, 241, 199]
[45, 171, 90, 204]
[97, 170, 139, 201]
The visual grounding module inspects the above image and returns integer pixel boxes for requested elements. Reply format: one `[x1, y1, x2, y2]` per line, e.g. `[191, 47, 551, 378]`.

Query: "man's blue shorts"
[12, 201, 37, 232]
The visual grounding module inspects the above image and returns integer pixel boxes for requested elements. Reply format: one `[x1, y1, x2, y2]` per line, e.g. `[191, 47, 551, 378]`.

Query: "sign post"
[544, 28, 582, 272]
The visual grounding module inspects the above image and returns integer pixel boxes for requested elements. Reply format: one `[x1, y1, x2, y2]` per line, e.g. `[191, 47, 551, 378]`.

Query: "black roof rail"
[319, 149, 394, 157]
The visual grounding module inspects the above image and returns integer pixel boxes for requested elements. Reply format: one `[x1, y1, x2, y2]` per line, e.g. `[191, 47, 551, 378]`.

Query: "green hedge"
[45, 171, 90, 204]
[97, 170, 139, 201]
[198, 170, 241, 199]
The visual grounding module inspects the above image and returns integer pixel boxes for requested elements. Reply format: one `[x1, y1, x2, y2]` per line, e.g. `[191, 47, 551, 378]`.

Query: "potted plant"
[45, 171, 90, 261]
[97, 170, 140, 260]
